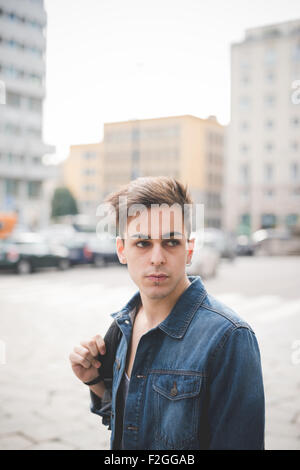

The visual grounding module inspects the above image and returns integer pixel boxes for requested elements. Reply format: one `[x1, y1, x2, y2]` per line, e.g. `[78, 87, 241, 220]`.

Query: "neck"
[138, 274, 191, 328]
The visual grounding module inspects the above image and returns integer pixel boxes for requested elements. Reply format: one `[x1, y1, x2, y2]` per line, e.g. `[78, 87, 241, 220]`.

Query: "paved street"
[0, 256, 300, 450]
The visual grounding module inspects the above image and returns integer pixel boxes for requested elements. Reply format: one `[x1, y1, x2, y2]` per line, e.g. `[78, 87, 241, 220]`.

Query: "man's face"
[116, 206, 195, 300]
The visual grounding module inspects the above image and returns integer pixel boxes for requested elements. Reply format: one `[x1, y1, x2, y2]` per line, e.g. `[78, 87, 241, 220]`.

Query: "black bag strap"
[96, 319, 122, 384]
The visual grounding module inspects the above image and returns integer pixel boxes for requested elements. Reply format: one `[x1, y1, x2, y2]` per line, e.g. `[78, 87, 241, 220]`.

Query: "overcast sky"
[43, 0, 300, 163]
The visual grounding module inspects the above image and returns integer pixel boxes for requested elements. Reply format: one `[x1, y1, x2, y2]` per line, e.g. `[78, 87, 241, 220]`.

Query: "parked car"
[62, 232, 94, 266]
[39, 224, 77, 245]
[186, 231, 220, 279]
[0, 232, 70, 274]
[86, 234, 119, 267]
[251, 228, 300, 255]
[39, 225, 97, 266]
[204, 228, 237, 261]
[236, 234, 255, 256]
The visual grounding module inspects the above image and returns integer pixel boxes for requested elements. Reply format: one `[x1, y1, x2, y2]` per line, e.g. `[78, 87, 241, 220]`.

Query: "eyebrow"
[130, 231, 184, 239]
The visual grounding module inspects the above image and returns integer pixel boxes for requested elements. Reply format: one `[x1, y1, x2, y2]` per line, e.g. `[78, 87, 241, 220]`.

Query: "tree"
[51, 187, 78, 218]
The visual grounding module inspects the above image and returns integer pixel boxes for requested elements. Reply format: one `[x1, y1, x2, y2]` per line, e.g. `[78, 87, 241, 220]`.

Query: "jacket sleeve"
[207, 326, 265, 449]
[89, 387, 113, 430]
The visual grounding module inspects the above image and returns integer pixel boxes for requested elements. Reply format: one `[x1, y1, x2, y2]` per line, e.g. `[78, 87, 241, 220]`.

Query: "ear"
[186, 237, 195, 264]
[116, 236, 127, 264]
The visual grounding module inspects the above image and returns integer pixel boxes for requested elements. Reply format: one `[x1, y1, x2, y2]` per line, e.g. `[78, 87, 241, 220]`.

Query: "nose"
[150, 243, 166, 265]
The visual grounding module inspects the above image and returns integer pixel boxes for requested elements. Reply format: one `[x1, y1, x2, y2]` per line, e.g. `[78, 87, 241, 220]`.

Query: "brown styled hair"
[103, 176, 193, 239]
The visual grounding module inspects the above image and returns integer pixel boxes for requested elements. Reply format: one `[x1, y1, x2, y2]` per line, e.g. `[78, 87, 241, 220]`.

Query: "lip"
[146, 274, 169, 281]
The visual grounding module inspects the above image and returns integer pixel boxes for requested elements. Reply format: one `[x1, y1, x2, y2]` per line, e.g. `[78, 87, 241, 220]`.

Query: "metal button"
[125, 320, 130, 324]
[170, 381, 178, 396]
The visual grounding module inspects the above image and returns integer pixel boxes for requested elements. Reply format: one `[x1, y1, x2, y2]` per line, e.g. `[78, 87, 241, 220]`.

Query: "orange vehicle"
[0, 212, 18, 239]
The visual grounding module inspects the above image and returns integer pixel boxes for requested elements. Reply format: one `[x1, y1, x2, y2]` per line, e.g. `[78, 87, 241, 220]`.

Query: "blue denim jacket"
[90, 275, 265, 450]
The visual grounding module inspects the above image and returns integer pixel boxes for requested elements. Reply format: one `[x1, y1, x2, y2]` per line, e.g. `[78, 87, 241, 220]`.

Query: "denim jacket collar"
[111, 275, 207, 339]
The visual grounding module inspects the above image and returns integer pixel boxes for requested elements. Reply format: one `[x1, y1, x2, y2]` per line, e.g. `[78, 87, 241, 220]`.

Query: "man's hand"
[69, 334, 106, 384]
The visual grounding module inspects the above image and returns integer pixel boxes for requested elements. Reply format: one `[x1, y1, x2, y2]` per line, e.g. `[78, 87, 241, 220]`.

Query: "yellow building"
[63, 142, 103, 215]
[64, 115, 224, 228]
[103, 115, 224, 228]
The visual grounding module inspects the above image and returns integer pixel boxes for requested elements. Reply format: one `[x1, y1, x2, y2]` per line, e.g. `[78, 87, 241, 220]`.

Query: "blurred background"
[0, 0, 300, 450]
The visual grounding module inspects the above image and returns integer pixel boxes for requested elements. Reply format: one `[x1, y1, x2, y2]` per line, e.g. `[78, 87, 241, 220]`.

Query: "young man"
[69, 176, 265, 450]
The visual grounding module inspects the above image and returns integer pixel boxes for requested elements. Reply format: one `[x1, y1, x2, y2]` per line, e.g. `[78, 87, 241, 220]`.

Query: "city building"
[0, 0, 55, 229]
[63, 143, 104, 215]
[225, 19, 300, 235]
[65, 115, 225, 228]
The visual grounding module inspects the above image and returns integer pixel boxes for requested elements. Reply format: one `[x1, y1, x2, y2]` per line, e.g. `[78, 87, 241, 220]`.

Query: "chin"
[147, 291, 169, 300]
[145, 284, 173, 298]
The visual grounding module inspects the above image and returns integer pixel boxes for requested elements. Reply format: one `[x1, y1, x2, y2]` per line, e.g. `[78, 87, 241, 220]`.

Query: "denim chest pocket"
[152, 372, 204, 450]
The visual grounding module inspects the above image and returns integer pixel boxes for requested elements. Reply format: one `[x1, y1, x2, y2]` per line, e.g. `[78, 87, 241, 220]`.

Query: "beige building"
[65, 115, 224, 228]
[63, 143, 103, 215]
[102, 115, 224, 228]
[225, 19, 300, 235]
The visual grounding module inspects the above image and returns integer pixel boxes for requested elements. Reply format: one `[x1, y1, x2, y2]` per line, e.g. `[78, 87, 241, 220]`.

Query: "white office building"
[0, 0, 56, 229]
[225, 19, 300, 234]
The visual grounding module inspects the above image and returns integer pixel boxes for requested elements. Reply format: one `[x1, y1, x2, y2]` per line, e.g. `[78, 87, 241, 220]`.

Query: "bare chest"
[125, 317, 150, 378]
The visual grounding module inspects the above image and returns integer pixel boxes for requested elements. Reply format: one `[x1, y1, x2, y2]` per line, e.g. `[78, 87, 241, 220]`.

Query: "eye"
[165, 239, 180, 247]
[136, 241, 150, 248]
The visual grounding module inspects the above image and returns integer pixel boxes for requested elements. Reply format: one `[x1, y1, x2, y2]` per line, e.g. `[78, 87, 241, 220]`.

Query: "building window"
[265, 119, 274, 129]
[242, 188, 249, 200]
[238, 213, 251, 235]
[132, 128, 140, 141]
[240, 164, 249, 184]
[27, 181, 41, 198]
[264, 188, 275, 198]
[291, 116, 300, 127]
[240, 144, 249, 154]
[240, 60, 251, 71]
[241, 75, 250, 85]
[261, 213, 276, 228]
[266, 71, 275, 82]
[5, 179, 19, 196]
[82, 184, 96, 192]
[26, 127, 42, 138]
[132, 150, 140, 163]
[6, 91, 21, 108]
[131, 169, 140, 179]
[239, 96, 250, 109]
[292, 42, 300, 62]
[28, 97, 42, 112]
[264, 95, 276, 107]
[82, 152, 96, 160]
[265, 48, 277, 65]
[5, 123, 21, 136]
[291, 162, 299, 181]
[32, 156, 41, 165]
[240, 213, 251, 226]
[264, 163, 274, 182]
[207, 132, 220, 145]
[265, 142, 274, 152]
[240, 121, 250, 131]
[286, 214, 299, 227]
